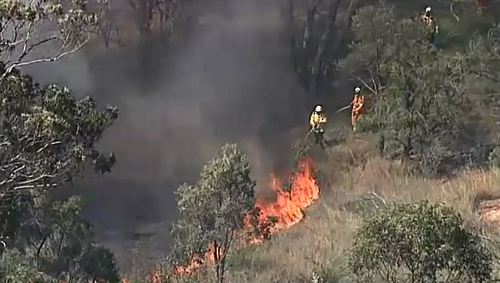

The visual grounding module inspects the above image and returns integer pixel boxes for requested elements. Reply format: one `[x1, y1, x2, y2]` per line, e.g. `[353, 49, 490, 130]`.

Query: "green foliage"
[81, 246, 121, 283]
[0, 0, 101, 73]
[27, 197, 94, 275]
[0, 0, 117, 246]
[0, 68, 118, 184]
[488, 147, 500, 168]
[0, 197, 120, 282]
[343, 1, 500, 175]
[0, 249, 56, 283]
[7, 197, 121, 282]
[348, 201, 492, 283]
[0, 2, 121, 281]
[170, 143, 273, 283]
[0, 190, 32, 245]
[0, 64, 118, 246]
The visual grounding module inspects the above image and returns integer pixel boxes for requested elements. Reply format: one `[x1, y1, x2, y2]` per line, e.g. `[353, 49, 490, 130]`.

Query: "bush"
[170, 143, 274, 283]
[0, 249, 55, 283]
[348, 201, 492, 283]
[0, 197, 121, 283]
[81, 246, 121, 283]
[488, 147, 500, 168]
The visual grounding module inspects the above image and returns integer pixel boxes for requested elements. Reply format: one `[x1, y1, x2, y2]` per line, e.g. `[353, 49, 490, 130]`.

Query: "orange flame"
[57, 158, 318, 283]
[172, 157, 320, 275]
[263, 157, 319, 225]
[116, 157, 319, 282]
[172, 242, 219, 275]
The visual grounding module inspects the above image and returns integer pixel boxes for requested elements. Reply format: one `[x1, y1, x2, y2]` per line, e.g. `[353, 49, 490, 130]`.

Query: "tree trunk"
[402, 67, 414, 159]
[329, 0, 359, 61]
[286, 0, 300, 73]
[309, 0, 341, 95]
[218, 256, 226, 283]
[213, 241, 221, 282]
[302, 0, 320, 50]
[100, 21, 111, 48]
[403, 137, 412, 159]
[218, 229, 233, 283]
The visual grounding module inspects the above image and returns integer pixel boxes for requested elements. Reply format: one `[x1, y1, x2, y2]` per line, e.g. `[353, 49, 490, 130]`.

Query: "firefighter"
[309, 105, 327, 149]
[421, 6, 439, 45]
[476, 0, 495, 14]
[351, 87, 365, 132]
[476, 0, 482, 14]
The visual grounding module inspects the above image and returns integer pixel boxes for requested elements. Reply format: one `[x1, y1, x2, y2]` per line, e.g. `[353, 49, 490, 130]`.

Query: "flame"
[172, 243, 219, 275]
[59, 158, 319, 282]
[171, 157, 320, 276]
[115, 157, 319, 282]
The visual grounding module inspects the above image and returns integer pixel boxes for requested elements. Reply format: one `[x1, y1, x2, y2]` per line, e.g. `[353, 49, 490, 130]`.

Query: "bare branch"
[351, 74, 377, 94]
[15, 174, 57, 186]
[16, 35, 59, 64]
[2, 37, 89, 77]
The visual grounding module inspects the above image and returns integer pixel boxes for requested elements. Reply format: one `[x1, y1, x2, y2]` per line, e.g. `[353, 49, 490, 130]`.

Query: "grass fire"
[149, 157, 320, 280]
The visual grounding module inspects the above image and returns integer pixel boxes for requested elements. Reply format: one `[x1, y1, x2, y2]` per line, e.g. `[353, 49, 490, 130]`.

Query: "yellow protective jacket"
[309, 111, 327, 129]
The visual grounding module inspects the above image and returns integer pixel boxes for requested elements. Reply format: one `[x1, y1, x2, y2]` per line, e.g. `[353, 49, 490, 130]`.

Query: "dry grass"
[221, 137, 500, 283]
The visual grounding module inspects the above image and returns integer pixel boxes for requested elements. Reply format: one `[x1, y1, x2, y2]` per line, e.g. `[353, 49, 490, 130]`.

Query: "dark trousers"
[313, 129, 325, 149]
[426, 31, 436, 46]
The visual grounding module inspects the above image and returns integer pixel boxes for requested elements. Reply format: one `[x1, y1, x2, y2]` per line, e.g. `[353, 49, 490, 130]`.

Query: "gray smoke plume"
[24, 0, 311, 270]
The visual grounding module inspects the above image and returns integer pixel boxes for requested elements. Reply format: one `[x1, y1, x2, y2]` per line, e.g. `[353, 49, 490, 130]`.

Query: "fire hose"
[285, 128, 314, 191]
[336, 104, 351, 113]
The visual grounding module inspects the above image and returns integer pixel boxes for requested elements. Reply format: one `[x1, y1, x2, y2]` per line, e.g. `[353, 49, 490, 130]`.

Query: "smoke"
[24, 0, 310, 269]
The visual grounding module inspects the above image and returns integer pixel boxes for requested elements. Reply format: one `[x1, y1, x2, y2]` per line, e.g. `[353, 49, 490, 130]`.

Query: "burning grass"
[169, 157, 320, 277]
[121, 138, 500, 283]
[119, 156, 321, 282]
[221, 141, 500, 283]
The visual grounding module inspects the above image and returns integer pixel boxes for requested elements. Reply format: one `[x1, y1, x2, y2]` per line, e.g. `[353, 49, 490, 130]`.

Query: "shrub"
[348, 201, 492, 283]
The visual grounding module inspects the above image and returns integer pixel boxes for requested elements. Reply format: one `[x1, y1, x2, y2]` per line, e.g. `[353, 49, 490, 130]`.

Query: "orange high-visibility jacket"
[421, 14, 433, 25]
[421, 14, 438, 33]
[351, 94, 365, 113]
[476, 0, 492, 13]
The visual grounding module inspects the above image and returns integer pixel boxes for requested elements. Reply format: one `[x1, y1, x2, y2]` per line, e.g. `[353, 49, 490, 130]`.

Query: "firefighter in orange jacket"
[421, 6, 438, 44]
[476, 0, 491, 14]
[309, 105, 327, 148]
[351, 87, 365, 132]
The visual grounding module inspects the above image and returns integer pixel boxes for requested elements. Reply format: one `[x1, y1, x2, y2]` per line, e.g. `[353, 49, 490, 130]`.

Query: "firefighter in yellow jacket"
[421, 6, 438, 44]
[309, 105, 327, 149]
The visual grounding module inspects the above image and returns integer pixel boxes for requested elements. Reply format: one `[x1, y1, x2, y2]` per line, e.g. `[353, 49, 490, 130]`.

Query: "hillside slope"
[218, 136, 500, 283]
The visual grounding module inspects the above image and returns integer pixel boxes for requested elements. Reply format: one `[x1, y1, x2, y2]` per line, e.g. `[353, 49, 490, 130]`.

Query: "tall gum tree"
[0, 1, 120, 282]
